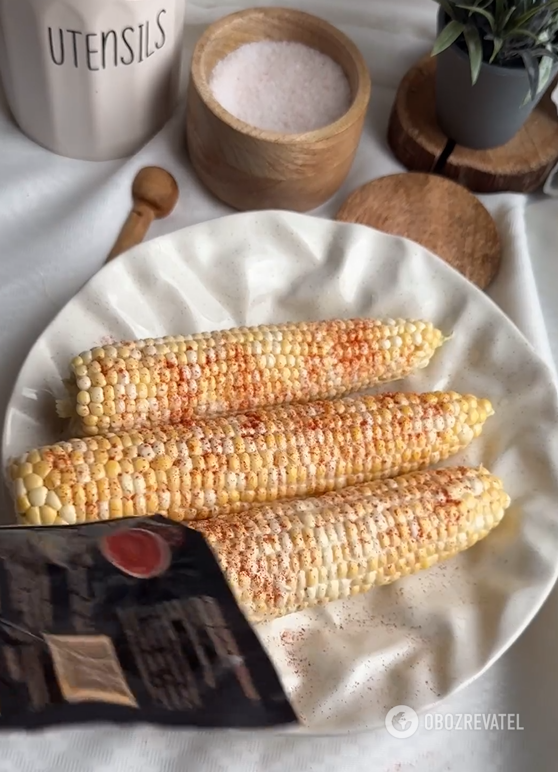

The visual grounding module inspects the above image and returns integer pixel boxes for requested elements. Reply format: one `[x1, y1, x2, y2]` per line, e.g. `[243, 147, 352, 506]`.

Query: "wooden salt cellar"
[336, 172, 501, 289]
[186, 7, 371, 212]
[388, 56, 558, 194]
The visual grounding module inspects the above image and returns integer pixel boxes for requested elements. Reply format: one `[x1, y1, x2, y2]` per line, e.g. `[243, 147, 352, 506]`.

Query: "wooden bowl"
[186, 7, 371, 212]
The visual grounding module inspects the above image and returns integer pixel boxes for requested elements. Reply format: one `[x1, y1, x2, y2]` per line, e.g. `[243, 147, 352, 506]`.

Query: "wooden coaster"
[388, 56, 558, 194]
[336, 172, 501, 289]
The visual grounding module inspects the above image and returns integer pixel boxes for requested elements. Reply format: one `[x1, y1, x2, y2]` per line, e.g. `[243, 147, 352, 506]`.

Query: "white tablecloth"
[0, 0, 557, 769]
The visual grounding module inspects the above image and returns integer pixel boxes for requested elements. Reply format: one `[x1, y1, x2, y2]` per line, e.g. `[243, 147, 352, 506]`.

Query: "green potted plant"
[432, 0, 558, 149]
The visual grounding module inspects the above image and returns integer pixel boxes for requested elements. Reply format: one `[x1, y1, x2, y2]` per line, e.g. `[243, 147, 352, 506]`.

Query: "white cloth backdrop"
[0, 0, 557, 769]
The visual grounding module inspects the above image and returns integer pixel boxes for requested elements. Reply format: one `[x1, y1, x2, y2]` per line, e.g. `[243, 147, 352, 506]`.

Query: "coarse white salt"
[209, 40, 351, 134]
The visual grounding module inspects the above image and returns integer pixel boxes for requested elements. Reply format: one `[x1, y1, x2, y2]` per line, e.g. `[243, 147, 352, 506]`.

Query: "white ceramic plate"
[4, 211, 558, 734]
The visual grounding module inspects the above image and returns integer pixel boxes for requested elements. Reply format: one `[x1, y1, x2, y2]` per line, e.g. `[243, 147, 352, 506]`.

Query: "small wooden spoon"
[106, 167, 179, 262]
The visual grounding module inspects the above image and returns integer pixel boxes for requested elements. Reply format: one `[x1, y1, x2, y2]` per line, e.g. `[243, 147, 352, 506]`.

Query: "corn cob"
[10, 391, 492, 526]
[56, 318, 447, 437]
[192, 467, 510, 623]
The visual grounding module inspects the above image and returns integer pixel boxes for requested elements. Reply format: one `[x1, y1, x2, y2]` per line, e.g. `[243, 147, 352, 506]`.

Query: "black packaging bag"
[0, 516, 298, 731]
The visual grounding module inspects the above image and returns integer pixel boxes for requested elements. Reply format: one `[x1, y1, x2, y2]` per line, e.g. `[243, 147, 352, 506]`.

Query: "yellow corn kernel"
[146, 492, 159, 515]
[39, 506, 58, 525]
[97, 478, 110, 502]
[23, 473, 43, 491]
[152, 455, 173, 472]
[106, 460, 121, 479]
[44, 470, 61, 490]
[33, 460, 52, 479]
[109, 499, 123, 519]
[16, 495, 30, 514]
[26, 507, 42, 525]
[133, 457, 150, 474]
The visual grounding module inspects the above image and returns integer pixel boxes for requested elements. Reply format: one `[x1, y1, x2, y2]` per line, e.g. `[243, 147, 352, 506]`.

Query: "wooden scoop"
[106, 166, 179, 262]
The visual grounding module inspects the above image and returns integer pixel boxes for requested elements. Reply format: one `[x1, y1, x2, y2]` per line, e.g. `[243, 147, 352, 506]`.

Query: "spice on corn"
[56, 318, 447, 437]
[192, 466, 511, 623]
[10, 391, 493, 526]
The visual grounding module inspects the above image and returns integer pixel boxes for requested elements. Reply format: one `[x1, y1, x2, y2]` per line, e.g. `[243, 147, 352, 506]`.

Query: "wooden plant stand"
[388, 56, 558, 194]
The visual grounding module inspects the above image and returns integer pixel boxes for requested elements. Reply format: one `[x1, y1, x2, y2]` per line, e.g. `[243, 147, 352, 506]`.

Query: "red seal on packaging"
[101, 528, 171, 579]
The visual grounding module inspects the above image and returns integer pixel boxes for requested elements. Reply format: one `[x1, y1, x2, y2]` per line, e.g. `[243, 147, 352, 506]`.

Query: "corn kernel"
[77, 390, 91, 406]
[40, 505, 58, 525]
[146, 492, 159, 514]
[143, 468, 157, 491]
[16, 495, 30, 514]
[28, 486, 48, 507]
[23, 473, 43, 491]
[133, 457, 150, 474]
[26, 507, 41, 525]
[152, 455, 173, 472]
[44, 471, 61, 490]
[73, 485, 86, 507]
[123, 499, 135, 518]
[106, 460, 121, 479]
[97, 478, 110, 501]
[109, 499, 123, 519]
[33, 460, 52, 479]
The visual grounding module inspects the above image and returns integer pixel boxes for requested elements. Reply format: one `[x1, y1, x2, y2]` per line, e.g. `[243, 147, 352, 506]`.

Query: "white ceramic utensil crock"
[0, 0, 186, 161]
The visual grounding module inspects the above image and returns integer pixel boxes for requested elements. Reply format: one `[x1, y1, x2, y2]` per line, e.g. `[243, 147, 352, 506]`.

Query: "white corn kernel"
[77, 376, 92, 390]
[59, 504, 77, 524]
[98, 501, 110, 520]
[28, 486, 48, 507]
[46, 490, 62, 510]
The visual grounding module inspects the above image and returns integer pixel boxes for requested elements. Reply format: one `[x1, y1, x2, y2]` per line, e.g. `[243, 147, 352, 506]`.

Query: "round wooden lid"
[387, 56, 558, 194]
[336, 172, 501, 289]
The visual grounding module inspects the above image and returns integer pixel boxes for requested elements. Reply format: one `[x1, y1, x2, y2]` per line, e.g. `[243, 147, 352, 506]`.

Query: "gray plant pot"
[435, 9, 557, 149]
